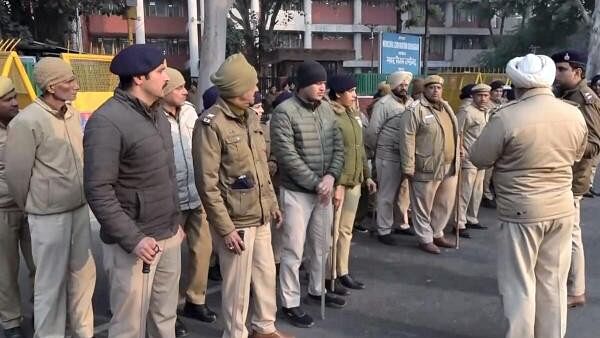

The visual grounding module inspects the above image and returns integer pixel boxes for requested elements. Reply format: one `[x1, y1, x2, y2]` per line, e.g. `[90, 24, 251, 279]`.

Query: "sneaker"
[307, 293, 346, 308]
[281, 307, 314, 328]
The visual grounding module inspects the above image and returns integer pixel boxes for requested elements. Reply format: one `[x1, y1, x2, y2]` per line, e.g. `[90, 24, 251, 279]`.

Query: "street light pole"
[366, 24, 377, 73]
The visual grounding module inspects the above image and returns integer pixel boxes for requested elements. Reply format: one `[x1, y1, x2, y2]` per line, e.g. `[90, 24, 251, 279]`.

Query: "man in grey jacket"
[270, 61, 345, 328]
[162, 67, 217, 325]
[6, 58, 96, 338]
[84, 45, 184, 338]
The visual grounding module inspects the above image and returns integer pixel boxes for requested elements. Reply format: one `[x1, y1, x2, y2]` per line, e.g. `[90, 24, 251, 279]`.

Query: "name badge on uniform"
[424, 114, 435, 124]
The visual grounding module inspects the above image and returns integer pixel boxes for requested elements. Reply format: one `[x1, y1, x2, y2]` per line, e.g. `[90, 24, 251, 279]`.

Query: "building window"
[453, 36, 488, 50]
[92, 37, 130, 55]
[145, 0, 186, 17]
[274, 32, 304, 49]
[313, 0, 350, 6]
[428, 36, 445, 60]
[147, 38, 189, 55]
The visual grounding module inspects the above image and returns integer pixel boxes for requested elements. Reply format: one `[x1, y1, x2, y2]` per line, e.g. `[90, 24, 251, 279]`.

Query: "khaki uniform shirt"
[192, 98, 278, 237]
[399, 97, 460, 181]
[470, 88, 587, 223]
[457, 103, 489, 169]
[0, 122, 18, 210]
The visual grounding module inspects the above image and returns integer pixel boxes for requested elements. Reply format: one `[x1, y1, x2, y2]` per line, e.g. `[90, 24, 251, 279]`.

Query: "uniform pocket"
[226, 186, 258, 220]
[415, 154, 434, 173]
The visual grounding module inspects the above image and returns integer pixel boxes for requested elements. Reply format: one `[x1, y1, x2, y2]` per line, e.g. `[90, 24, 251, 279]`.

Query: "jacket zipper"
[176, 115, 192, 209]
[63, 117, 84, 204]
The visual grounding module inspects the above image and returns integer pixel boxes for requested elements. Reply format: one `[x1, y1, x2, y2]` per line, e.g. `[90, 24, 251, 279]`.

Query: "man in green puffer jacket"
[270, 61, 345, 328]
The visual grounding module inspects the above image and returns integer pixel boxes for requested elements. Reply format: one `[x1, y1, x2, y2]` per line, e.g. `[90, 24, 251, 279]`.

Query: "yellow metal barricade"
[0, 51, 37, 109]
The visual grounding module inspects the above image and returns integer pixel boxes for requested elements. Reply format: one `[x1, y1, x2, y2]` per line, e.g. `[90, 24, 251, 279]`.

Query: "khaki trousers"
[0, 210, 34, 330]
[497, 216, 573, 338]
[328, 184, 362, 278]
[456, 168, 485, 229]
[212, 225, 277, 338]
[410, 165, 457, 244]
[181, 207, 212, 305]
[28, 205, 96, 338]
[279, 187, 333, 308]
[375, 158, 410, 235]
[103, 233, 182, 338]
[483, 168, 495, 200]
[568, 197, 585, 296]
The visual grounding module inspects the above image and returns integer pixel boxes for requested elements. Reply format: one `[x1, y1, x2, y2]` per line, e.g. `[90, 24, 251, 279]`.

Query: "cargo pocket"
[415, 154, 434, 173]
[226, 186, 258, 219]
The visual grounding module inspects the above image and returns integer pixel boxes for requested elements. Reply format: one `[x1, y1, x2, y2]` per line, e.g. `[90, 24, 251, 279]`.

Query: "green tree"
[227, 0, 303, 75]
[0, 1, 125, 44]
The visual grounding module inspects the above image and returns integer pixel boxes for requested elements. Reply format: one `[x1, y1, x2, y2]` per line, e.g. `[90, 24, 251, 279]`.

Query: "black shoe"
[326, 279, 350, 296]
[377, 234, 397, 246]
[455, 228, 471, 238]
[208, 265, 222, 281]
[307, 293, 346, 308]
[353, 222, 369, 233]
[466, 223, 488, 230]
[339, 274, 365, 290]
[481, 198, 496, 209]
[393, 227, 415, 236]
[175, 317, 189, 337]
[281, 306, 314, 328]
[4, 327, 24, 338]
[583, 191, 595, 198]
[182, 301, 217, 323]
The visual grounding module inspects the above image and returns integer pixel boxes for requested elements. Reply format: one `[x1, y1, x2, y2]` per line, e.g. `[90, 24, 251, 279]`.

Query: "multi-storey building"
[81, 0, 516, 73]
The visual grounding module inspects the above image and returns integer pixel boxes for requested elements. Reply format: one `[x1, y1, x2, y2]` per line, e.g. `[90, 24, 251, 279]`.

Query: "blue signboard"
[379, 32, 421, 75]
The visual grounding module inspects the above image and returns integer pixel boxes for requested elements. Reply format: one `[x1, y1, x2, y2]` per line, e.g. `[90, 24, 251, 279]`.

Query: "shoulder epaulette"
[583, 92, 595, 105]
[201, 112, 216, 125]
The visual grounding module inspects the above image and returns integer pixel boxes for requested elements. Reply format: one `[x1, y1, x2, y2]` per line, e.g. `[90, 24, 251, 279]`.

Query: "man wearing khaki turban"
[399, 75, 460, 254]
[5, 58, 96, 338]
[192, 53, 292, 338]
[470, 54, 587, 338]
[0, 76, 35, 338]
[366, 71, 415, 246]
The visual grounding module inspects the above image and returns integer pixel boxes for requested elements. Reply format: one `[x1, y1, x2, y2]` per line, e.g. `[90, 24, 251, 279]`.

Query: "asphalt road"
[5, 196, 600, 338]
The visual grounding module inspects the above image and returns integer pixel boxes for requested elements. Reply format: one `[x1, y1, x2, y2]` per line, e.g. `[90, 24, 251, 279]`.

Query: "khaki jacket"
[557, 80, 600, 196]
[399, 97, 460, 181]
[192, 98, 278, 237]
[6, 98, 86, 215]
[365, 93, 413, 152]
[456, 103, 489, 169]
[470, 88, 587, 223]
[0, 122, 18, 210]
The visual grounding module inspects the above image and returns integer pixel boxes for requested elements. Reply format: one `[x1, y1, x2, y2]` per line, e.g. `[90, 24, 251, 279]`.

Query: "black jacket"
[84, 89, 180, 252]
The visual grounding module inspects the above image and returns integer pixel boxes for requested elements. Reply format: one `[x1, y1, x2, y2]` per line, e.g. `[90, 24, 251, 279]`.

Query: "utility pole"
[366, 24, 377, 73]
[135, 0, 146, 44]
[422, 0, 430, 76]
[396, 0, 403, 33]
[188, 0, 200, 80]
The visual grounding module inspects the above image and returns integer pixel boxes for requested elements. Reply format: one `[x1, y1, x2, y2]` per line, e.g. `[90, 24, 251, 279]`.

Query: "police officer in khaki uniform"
[366, 72, 414, 245]
[551, 50, 600, 308]
[454, 84, 492, 238]
[471, 54, 587, 338]
[192, 53, 293, 338]
[0, 77, 34, 338]
[399, 75, 460, 254]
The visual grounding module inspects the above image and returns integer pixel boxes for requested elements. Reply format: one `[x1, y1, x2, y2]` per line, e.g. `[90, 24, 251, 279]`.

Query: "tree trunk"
[422, 0, 430, 75]
[396, 0, 403, 33]
[197, 0, 235, 108]
[588, 0, 600, 78]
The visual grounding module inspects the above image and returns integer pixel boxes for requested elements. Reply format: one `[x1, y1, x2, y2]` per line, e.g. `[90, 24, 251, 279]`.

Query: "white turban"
[506, 54, 556, 89]
[388, 71, 413, 89]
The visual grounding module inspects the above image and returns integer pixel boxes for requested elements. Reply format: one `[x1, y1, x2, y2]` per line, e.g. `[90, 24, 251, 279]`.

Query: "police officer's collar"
[519, 87, 555, 101]
[34, 97, 72, 120]
[295, 94, 322, 111]
[114, 88, 161, 121]
[217, 97, 248, 121]
[558, 79, 587, 98]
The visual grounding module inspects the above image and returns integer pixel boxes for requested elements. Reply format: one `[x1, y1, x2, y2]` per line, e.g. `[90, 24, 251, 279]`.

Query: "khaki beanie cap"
[164, 67, 186, 95]
[210, 53, 258, 98]
[34, 57, 75, 90]
[0, 76, 15, 98]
